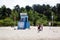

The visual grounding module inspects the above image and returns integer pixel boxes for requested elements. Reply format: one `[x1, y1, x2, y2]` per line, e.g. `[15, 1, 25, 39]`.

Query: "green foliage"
[0, 20, 4, 26]
[0, 18, 17, 26]
[0, 4, 60, 26]
[53, 21, 60, 26]
[0, 5, 11, 19]
[29, 21, 34, 26]
[28, 10, 40, 26]
[20, 7, 27, 13]
[10, 10, 19, 21]
[36, 18, 48, 26]
[57, 22, 60, 26]
[3, 18, 13, 26]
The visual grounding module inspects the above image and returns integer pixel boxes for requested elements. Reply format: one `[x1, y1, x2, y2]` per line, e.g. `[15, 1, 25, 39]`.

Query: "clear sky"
[0, 0, 60, 9]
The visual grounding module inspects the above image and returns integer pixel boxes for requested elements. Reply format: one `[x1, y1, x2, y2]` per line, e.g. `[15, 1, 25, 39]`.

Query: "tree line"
[0, 4, 60, 26]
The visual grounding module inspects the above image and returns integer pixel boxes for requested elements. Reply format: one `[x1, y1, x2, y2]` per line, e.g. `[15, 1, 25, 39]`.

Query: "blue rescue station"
[17, 13, 30, 29]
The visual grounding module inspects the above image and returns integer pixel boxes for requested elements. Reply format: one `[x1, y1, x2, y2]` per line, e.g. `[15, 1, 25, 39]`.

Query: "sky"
[0, 0, 60, 9]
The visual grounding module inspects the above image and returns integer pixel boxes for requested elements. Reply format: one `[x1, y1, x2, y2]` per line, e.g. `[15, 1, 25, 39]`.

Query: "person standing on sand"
[37, 24, 43, 32]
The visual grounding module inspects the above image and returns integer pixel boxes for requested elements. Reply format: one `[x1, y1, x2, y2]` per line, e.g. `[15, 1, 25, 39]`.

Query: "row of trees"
[0, 4, 60, 26]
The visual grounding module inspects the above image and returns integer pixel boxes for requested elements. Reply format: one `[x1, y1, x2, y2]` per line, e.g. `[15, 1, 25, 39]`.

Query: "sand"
[0, 26, 60, 40]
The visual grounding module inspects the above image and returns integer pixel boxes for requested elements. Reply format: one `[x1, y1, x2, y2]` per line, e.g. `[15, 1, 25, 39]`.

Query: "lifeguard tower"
[17, 13, 30, 29]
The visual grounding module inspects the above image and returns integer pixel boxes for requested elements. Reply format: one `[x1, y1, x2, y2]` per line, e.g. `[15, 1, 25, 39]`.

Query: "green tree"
[28, 10, 40, 26]
[0, 5, 7, 19]
[25, 5, 32, 12]
[11, 10, 18, 20]
[20, 7, 27, 13]
[56, 4, 60, 21]
[14, 5, 20, 13]
[6, 8, 11, 17]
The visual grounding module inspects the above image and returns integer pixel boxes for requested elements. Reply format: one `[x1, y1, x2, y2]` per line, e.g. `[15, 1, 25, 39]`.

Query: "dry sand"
[0, 26, 60, 40]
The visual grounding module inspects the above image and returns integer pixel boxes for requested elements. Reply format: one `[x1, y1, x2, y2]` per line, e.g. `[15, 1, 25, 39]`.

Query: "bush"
[53, 21, 60, 26]
[36, 19, 48, 26]
[57, 22, 60, 26]
[3, 18, 12, 26]
[0, 18, 17, 26]
[29, 21, 33, 26]
[0, 20, 4, 26]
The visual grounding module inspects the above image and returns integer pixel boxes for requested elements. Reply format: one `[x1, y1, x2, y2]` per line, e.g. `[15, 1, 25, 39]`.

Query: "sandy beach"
[0, 26, 60, 40]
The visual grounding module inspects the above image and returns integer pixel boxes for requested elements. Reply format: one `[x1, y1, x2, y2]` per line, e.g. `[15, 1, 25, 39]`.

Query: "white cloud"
[0, 0, 60, 9]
